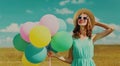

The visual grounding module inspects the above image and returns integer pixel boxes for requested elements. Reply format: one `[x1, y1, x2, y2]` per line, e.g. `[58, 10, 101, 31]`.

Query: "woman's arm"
[55, 47, 73, 64]
[48, 47, 73, 64]
[92, 22, 114, 42]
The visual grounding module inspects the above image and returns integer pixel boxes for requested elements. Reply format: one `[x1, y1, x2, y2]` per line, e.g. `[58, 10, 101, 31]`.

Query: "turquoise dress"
[71, 37, 95, 66]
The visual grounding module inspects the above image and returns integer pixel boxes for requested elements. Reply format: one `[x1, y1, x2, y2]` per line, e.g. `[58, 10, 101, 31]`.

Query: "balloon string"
[49, 57, 51, 66]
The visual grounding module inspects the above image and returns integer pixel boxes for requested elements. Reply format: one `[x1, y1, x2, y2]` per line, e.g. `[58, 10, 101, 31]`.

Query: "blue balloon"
[58, 18, 67, 32]
[25, 44, 47, 64]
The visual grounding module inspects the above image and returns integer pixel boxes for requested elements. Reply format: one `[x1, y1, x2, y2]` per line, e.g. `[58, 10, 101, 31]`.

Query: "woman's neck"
[79, 25, 88, 39]
[79, 26, 86, 36]
[80, 26, 85, 30]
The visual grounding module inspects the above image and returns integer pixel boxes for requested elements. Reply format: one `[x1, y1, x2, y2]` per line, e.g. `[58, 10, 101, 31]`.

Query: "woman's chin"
[78, 23, 87, 26]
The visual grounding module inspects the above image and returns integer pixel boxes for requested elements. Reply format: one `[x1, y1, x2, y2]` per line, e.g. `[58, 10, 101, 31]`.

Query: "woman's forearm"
[54, 54, 72, 64]
[47, 51, 72, 64]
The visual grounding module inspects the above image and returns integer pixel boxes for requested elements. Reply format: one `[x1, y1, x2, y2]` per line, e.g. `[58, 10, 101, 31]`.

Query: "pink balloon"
[20, 22, 38, 42]
[39, 14, 59, 36]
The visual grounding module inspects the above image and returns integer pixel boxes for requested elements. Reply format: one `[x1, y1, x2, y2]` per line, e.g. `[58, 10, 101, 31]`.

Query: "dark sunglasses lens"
[83, 17, 87, 20]
[78, 16, 81, 19]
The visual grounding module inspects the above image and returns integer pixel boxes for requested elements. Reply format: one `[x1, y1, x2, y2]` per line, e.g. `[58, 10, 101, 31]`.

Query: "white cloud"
[59, 0, 85, 6]
[66, 18, 73, 24]
[59, 0, 70, 6]
[93, 26, 104, 33]
[6, 37, 13, 42]
[108, 32, 116, 38]
[95, 35, 120, 44]
[71, 0, 85, 4]
[93, 27, 120, 44]
[26, 9, 33, 14]
[0, 23, 20, 32]
[109, 24, 120, 32]
[56, 8, 74, 14]
[95, 17, 100, 22]
[0, 37, 13, 47]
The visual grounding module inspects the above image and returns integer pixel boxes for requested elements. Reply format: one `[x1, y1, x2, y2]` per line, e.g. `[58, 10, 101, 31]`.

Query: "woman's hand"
[47, 51, 56, 57]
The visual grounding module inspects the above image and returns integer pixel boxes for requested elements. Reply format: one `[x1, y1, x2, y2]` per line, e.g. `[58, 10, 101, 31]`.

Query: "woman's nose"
[80, 19, 83, 22]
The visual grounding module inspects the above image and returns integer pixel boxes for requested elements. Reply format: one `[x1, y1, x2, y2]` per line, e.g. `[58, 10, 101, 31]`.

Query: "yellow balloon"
[30, 25, 51, 48]
[22, 54, 40, 66]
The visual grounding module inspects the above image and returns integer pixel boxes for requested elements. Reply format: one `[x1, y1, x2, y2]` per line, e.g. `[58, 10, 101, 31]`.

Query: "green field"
[0, 45, 120, 66]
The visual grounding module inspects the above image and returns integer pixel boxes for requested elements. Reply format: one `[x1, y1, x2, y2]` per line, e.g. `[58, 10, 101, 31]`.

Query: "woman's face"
[77, 13, 88, 26]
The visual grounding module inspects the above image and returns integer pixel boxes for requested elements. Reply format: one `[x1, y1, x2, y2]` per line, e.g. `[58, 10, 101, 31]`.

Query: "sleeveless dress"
[71, 37, 95, 66]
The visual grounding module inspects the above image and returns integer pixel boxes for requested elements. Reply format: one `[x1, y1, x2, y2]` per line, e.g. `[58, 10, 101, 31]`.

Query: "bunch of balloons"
[13, 14, 73, 65]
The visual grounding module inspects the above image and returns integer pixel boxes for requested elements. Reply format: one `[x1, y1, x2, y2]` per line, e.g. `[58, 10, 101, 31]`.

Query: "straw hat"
[73, 8, 96, 27]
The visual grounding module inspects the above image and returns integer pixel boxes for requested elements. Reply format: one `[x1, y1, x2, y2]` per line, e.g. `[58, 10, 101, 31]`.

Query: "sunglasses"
[78, 16, 87, 20]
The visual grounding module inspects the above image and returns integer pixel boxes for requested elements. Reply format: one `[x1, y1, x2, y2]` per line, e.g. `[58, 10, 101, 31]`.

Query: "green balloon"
[13, 34, 29, 51]
[51, 31, 73, 52]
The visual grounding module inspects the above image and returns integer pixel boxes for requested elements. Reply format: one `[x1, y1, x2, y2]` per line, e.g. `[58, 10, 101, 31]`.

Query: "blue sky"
[0, 0, 120, 47]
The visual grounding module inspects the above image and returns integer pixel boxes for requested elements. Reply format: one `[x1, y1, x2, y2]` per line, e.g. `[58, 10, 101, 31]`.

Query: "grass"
[0, 45, 120, 66]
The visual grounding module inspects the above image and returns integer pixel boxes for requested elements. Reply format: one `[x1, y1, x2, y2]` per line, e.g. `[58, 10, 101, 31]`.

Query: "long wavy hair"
[72, 8, 96, 39]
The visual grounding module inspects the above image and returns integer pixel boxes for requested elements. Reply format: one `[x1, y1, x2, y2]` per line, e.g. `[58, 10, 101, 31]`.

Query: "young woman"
[48, 8, 114, 66]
